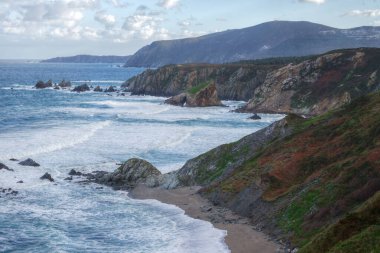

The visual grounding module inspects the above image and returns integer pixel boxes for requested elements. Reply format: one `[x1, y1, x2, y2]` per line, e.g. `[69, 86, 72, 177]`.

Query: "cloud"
[298, 0, 326, 4]
[345, 9, 380, 17]
[95, 11, 116, 27]
[157, 0, 180, 9]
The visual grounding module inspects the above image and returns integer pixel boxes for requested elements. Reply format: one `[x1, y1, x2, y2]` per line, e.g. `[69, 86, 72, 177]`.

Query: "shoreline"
[129, 184, 281, 253]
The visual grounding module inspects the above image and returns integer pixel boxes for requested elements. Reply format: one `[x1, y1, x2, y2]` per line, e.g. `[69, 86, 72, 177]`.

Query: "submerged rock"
[68, 169, 82, 176]
[40, 172, 54, 182]
[18, 158, 40, 167]
[72, 84, 90, 92]
[165, 93, 187, 106]
[0, 163, 13, 171]
[249, 114, 261, 120]
[35, 80, 53, 89]
[9, 158, 19, 161]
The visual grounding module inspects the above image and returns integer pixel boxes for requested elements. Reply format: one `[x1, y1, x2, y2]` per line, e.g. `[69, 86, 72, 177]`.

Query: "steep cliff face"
[162, 91, 380, 251]
[241, 48, 380, 115]
[123, 63, 280, 101]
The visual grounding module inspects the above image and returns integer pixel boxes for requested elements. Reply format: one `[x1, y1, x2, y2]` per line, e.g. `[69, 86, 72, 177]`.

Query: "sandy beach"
[130, 185, 281, 253]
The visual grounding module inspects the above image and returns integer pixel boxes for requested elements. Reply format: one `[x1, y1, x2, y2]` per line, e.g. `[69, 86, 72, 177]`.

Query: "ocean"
[0, 62, 283, 253]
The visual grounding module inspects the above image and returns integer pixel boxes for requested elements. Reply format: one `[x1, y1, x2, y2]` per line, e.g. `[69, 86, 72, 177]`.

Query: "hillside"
[41, 55, 131, 63]
[124, 21, 380, 67]
[169, 91, 380, 251]
[124, 48, 380, 115]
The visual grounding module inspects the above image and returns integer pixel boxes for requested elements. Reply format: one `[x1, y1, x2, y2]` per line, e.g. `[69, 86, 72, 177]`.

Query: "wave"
[0, 121, 111, 160]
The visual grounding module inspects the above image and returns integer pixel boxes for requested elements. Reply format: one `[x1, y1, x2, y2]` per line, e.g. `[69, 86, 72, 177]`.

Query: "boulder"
[58, 80, 71, 88]
[93, 86, 103, 92]
[54, 85, 60, 90]
[35, 80, 53, 89]
[9, 158, 18, 161]
[0, 163, 13, 171]
[104, 86, 116, 92]
[95, 158, 162, 188]
[249, 114, 261, 120]
[72, 84, 90, 92]
[40, 172, 54, 182]
[165, 82, 223, 107]
[18, 158, 40, 167]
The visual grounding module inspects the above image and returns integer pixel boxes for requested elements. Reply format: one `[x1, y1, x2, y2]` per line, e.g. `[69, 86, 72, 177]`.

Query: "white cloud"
[157, 0, 180, 9]
[346, 9, 380, 17]
[298, 0, 326, 4]
[95, 11, 116, 27]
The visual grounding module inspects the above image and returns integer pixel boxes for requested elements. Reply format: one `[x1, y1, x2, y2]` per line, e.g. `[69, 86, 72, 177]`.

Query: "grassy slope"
[201, 91, 380, 250]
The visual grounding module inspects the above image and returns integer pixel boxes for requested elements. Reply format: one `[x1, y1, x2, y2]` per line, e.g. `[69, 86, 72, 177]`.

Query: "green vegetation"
[187, 81, 211, 95]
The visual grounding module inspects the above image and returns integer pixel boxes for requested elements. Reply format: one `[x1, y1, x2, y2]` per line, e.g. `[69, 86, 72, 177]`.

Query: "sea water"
[0, 62, 283, 252]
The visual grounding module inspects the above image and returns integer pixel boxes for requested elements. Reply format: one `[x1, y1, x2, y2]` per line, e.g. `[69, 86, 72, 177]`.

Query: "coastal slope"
[169, 91, 380, 251]
[124, 21, 380, 67]
[41, 55, 131, 63]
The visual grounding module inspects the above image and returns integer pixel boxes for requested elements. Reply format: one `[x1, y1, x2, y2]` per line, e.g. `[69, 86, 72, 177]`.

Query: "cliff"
[124, 48, 380, 115]
[167, 91, 380, 251]
[240, 48, 380, 115]
[124, 21, 380, 67]
[41, 55, 131, 63]
[122, 62, 284, 101]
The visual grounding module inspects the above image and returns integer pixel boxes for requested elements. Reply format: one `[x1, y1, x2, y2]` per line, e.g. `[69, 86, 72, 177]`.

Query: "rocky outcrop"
[165, 82, 223, 107]
[239, 48, 380, 115]
[0, 163, 13, 171]
[72, 84, 90, 92]
[18, 158, 40, 167]
[41, 55, 131, 63]
[93, 86, 103, 92]
[123, 63, 280, 101]
[92, 158, 162, 189]
[104, 86, 116, 92]
[249, 114, 261, 120]
[35, 80, 53, 89]
[40, 173, 54, 182]
[58, 80, 71, 88]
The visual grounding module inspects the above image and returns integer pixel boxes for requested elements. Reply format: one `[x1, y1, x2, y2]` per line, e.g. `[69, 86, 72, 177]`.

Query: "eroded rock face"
[40, 172, 54, 182]
[239, 49, 380, 115]
[94, 158, 162, 188]
[0, 163, 13, 171]
[164, 82, 223, 107]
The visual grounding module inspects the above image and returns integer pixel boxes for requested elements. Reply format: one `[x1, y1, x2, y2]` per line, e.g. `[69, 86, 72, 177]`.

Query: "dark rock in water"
[0, 163, 14, 171]
[19, 158, 40, 167]
[64, 176, 73, 181]
[17, 180, 23, 183]
[249, 114, 261, 120]
[93, 86, 103, 92]
[119, 93, 126, 96]
[104, 86, 116, 92]
[9, 158, 18, 161]
[69, 169, 82, 176]
[72, 84, 90, 92]
[35, 80, 53, 89]
[92, 158, 162, 189]
[58, 80, 71, 88]
[54, 85, 60, 90]
[40, 172, 54, 182]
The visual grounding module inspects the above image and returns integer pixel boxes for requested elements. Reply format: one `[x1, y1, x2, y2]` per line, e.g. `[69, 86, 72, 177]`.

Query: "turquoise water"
[0, 62, 283, 252]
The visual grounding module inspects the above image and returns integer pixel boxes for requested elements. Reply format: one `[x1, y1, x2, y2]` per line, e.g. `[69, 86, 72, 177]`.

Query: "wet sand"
[130, 185, 281, 253]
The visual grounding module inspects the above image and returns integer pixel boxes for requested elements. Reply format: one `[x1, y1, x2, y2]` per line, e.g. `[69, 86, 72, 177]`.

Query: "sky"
[0, 0, 379, 59]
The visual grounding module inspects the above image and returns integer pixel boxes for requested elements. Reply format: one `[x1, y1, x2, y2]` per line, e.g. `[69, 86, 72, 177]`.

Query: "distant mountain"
[124, 21, 380, 67]
[42, 55, 131, 63]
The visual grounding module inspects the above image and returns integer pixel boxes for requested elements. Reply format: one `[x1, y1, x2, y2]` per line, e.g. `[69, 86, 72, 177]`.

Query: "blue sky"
[0, 0, 379, 59]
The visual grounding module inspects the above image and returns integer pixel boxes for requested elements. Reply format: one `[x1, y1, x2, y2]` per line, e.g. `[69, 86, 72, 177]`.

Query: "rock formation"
[165, 82, 223, 107]
[18, 158, 40, 167]
[0, 163, 13, 171]
[40, 173, 54, 182]
[93, 86, 103, 92]
[58, 80, 71, 88]
[35, 80, 53, 89]
[72, 84, 90, 92]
